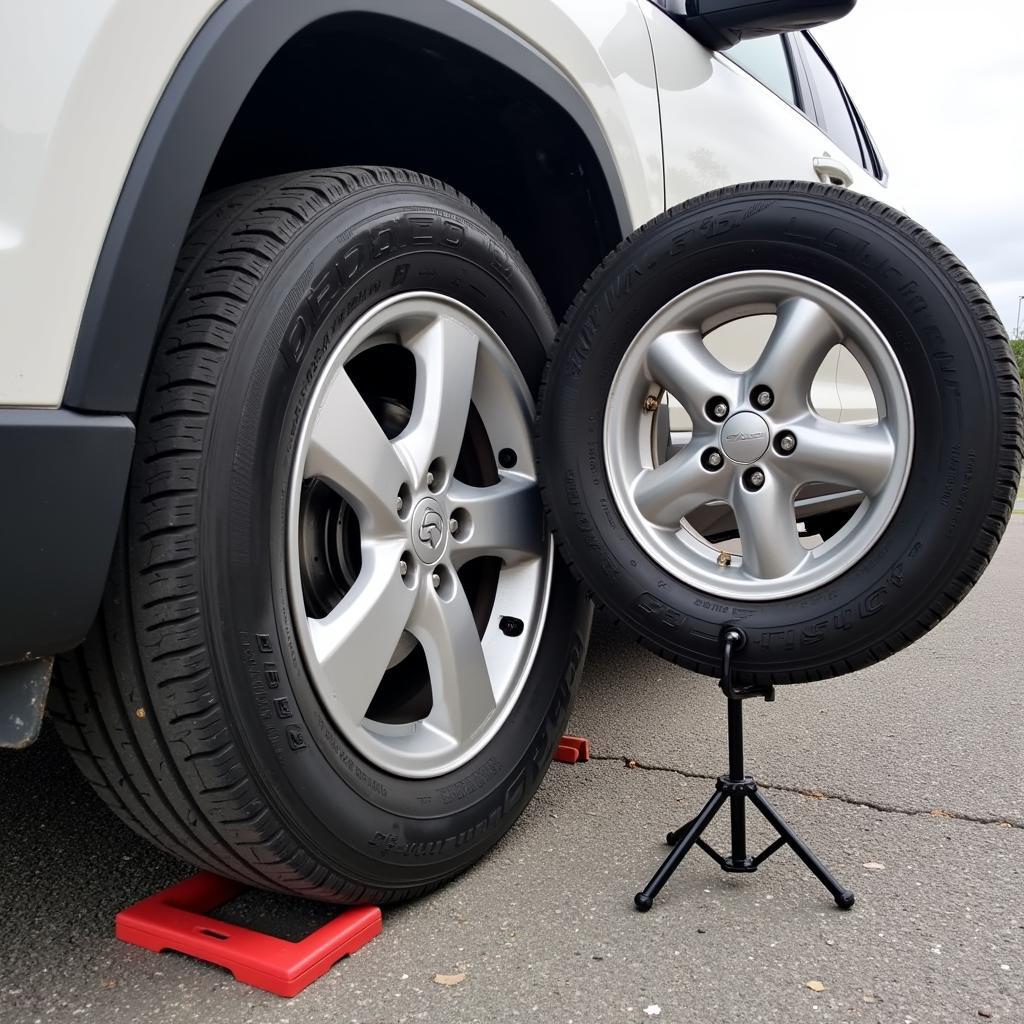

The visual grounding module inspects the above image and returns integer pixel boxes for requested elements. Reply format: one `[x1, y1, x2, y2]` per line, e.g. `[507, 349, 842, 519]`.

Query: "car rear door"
[640, 3, 891, 207]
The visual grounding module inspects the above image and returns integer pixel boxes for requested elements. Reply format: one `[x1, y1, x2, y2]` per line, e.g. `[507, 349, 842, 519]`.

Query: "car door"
[788, 32, 889, 193]
[639, 3, 891, 206]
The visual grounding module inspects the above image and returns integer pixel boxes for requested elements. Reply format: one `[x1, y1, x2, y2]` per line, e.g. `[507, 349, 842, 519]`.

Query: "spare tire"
[538, 181, 1022, 684]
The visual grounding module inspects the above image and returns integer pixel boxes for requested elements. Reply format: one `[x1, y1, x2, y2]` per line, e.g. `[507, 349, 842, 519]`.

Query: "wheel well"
[204, 13, 622, 318]
[66, 0, 632, 413]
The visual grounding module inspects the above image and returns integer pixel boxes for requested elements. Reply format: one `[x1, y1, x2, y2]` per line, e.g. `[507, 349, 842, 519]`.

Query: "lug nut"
[431, 573, 441, 589]
[643, 395, 659, 413]
[702, 448, 724, 471]
[449, 517, 459, 534]
[744, 467, 766, 491]
[425, 471, 434, 486]
[395, 495, 404, 513]
[752, 386, 774, 409]
[706, 397, 729, 422]
[776, 431, 797, 455]
[399, 560, 408, 577]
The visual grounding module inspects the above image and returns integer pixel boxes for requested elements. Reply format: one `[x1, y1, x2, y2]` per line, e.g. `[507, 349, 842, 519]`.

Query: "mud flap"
[0, 657, 52, 748]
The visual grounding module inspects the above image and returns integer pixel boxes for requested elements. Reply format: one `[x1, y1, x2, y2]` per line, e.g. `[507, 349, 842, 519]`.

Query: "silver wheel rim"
[287, 293, 552, 778]
[604, 271, 914, 601]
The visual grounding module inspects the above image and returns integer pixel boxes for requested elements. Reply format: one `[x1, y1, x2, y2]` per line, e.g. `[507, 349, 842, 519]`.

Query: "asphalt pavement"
[2, 523, 1022, 1024]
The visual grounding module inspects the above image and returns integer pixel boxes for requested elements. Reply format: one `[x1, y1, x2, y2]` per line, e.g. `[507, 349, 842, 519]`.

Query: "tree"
[1012, 336, 1024, 380]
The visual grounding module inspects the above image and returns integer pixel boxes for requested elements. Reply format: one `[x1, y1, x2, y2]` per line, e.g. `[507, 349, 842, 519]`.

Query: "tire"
[538, 181, 1022, 685]
[50, 166, 590, 903]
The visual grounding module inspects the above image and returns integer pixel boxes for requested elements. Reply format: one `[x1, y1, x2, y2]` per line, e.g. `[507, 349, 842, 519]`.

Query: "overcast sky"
[815, 0, 1023, 336]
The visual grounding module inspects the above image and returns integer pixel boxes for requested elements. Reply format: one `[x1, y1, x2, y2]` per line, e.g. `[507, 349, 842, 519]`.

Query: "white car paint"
[0, 0, 887, 408]
[0, 0, 217, 407]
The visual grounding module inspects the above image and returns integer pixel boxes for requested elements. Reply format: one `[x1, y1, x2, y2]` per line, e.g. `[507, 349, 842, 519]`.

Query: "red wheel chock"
[116, 872, 381, 998]
[554, 735, 590, 764]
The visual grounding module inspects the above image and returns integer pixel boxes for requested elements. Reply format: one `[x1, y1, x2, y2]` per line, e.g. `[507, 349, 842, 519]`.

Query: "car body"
[0, 2, 888, 755]
[0, 0, 887, 685]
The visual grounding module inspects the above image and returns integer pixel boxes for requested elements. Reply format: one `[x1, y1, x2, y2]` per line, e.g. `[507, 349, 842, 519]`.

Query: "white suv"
[2, 0, 1017, 903]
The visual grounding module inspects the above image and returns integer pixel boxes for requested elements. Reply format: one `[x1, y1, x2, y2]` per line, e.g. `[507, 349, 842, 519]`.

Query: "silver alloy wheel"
[604, 271, 914, 600]
[287, 293, 552, 778]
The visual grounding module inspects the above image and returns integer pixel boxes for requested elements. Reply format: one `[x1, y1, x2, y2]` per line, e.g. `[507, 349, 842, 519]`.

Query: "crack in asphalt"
[588, 754, 1024, 830]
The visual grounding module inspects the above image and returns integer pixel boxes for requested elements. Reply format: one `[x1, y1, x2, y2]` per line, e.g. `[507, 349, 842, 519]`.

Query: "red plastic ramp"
[554, 735, 590, 764]
[116, 872, 381, 998]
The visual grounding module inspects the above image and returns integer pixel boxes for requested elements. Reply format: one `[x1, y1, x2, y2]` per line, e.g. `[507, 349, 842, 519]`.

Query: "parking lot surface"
[2, 523, 1022, 1024]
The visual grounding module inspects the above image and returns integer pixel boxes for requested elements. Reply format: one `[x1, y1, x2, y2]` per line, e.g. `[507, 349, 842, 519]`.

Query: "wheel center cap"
[411, 496, 447, 564]
[720, 411, 770, 464]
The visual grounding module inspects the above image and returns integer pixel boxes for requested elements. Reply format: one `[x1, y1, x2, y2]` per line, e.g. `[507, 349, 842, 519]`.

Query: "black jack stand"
[634, 627, 855, 913]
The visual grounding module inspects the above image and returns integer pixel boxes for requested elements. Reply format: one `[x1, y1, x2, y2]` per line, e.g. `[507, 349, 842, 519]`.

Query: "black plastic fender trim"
[0, 409, 134, 663]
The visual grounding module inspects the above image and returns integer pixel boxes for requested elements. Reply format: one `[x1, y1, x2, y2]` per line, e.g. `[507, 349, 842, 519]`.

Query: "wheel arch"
[63, 0, 632, 414]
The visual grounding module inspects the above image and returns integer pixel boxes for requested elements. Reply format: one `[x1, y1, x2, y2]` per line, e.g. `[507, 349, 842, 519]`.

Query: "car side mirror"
[652, 0, 856, 51]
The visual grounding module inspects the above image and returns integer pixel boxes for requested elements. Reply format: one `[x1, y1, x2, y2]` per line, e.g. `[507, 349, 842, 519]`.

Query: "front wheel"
[538, 181, 1022, 683]
[51, 167, 590, 903]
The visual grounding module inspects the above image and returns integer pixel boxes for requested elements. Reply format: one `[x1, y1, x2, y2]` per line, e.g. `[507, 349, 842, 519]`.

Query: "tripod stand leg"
[749, 790, 854, 909]
[666, 818, 696, 846]
[635, 788, 728, 912]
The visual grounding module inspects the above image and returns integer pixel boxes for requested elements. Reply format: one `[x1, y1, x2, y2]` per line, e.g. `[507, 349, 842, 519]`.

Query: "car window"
[728, 36, 797, 106]
[799, 38, 866, 168]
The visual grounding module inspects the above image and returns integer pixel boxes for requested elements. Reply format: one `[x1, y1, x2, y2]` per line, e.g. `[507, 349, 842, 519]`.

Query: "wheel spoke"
[307, 541, 416, 725]
[785, 417, 896, 497]
[447, 475, 545, 568]
[633, 448, 731, 528]
[408, 577, 496, 745]
[748, 298, 841, 417]
[731, 474, 808, 580]
[396, 316, 480, 484]
[305, 367, 407, 535]
[645, 330, 737, 418]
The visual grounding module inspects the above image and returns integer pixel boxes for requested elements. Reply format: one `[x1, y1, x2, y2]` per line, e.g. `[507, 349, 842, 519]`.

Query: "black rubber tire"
[538, 181, 1022, 685]
[50, 166, 590, 903]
